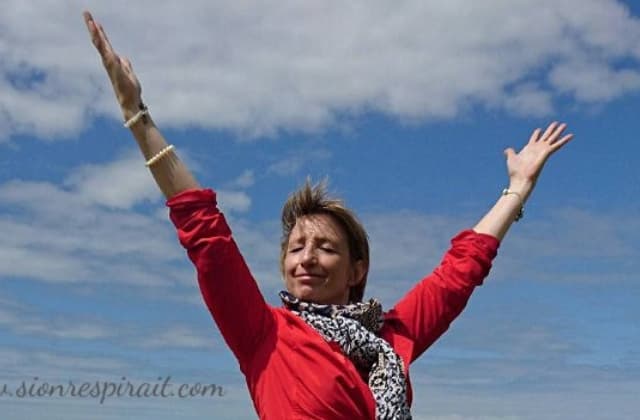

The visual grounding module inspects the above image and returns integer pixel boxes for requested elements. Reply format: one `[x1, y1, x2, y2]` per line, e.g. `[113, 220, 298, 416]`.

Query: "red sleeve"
[167, 188, 274, 370]
[385, 229, 499, 362]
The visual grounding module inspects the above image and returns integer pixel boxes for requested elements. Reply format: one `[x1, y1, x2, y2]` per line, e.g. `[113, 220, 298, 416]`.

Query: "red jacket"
[168, 189, 499, 419]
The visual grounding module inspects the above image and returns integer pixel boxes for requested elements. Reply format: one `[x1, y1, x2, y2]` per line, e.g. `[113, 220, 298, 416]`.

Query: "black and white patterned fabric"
[280, 291, 412, 419]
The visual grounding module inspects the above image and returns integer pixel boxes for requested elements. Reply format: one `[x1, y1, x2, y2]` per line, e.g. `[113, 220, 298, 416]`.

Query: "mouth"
[294, 274, 325, 284]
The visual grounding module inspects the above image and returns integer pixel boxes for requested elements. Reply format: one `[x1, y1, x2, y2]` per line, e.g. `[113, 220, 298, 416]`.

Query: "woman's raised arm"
[473, 121, 574, 240]
[84, 12, 276, 363]
[83, 11, 199, 199]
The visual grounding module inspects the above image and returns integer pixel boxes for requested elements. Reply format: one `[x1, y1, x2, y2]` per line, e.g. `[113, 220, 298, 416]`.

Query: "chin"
[292, 286, 319, 302]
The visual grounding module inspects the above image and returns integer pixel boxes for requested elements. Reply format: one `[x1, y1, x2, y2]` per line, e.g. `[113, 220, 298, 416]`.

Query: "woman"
[83, 11, 573, 419]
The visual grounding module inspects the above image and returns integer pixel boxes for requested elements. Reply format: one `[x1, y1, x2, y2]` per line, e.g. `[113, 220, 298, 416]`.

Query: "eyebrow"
[288, 235, 340, 245]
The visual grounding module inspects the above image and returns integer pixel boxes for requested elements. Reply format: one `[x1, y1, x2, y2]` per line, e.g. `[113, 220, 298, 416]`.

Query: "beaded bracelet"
[124, 103, 149, 128]
[145, 145, 175, 167]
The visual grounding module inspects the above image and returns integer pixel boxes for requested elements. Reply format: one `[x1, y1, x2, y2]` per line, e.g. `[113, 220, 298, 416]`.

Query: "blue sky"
[1, 1, 639, 419]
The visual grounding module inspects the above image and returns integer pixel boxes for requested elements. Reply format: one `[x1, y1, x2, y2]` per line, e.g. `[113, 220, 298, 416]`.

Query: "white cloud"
[0, 246, 92, 283]
[225, 169, 255, 189]
[0, 348, 130, 382]
[0, 170, 184, 286]
[549, 57, 640, 102]
[1, 0, 639, 141]
[216, 189, 251, 213]
[63, 149, 161, 210]
[411, 357, 640, 420]
[0, 205, 182, 286]
[0, 296, 221, 351]
[366, 211, 458, 274]
[137, 325, 216, 350]
[267, 149, 331, 176]
[500, 83, 554, 117]
[0, 296, 113, 341]
[492, 207, 640, 285]
[0, 151, 268, 296]
[354, 205, 640, 308]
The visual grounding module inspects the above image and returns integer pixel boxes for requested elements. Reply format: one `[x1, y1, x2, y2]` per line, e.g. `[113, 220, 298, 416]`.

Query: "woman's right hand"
[83, 11, 143, 120]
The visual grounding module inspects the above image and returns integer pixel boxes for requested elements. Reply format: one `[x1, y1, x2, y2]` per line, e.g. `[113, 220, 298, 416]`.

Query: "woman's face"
[283, 214, 365, 305]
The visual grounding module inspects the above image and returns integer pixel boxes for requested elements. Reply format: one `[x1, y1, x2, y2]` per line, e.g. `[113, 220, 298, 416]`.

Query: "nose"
[300, 246, 317, 266]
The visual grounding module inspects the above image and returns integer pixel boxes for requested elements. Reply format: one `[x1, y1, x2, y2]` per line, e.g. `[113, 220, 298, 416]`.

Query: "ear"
[349, 259, 367, 287]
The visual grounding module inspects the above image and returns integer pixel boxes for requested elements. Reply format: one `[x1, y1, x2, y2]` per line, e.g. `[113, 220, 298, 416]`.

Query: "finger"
[550, 133, 574, 151]
[82, 11, 94, 30]
[548, 123, 567, 144]
[82, 10, 95, 31]
[504, 147, 517, 160]
[528, 128, 542, 144]
[83, 12, 102, 49]
[97, 23, 116, 56]
[541, 121, 558, 140]
[85, 15, 114, 62]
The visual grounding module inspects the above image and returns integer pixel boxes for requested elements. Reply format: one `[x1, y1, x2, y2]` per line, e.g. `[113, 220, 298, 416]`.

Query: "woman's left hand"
[473, 122, 574, 239]
[503, 121, 574, 200]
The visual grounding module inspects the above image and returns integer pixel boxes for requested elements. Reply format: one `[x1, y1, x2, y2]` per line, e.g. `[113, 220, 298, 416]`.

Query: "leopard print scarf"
[280, 291, 412, 419]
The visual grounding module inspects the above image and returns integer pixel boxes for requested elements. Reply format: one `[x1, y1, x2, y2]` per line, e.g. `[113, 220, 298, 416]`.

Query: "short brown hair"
[280, 179, 370, 303]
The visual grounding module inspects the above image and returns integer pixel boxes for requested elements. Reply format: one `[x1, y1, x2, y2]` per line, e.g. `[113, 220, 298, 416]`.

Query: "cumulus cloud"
[549, 57, 640, 102]
[266, 149, 332, 176]
[0, 151, 263, 292]
[63, 149, 161, 209]
[225, 169, 255, 189]
[500, 83, 554, 117]
[1, 0, 639, 141]
[0, 150, 192, 286]
[216, 189, 252, 213]
[0, 178, 181, 285]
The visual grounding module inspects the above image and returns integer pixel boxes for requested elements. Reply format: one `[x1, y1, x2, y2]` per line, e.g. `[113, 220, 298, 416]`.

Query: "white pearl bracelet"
[145, 145, 175, 167]
[124, 107, 149, 128]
